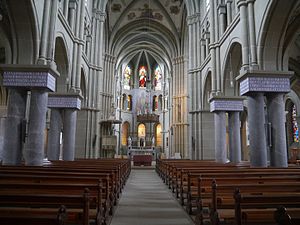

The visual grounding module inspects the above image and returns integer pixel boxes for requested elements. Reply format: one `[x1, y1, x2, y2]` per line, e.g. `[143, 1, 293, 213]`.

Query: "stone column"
[24, 90, 48, 165]
[226, 0, 233, 24]
[267, 93, 288, 167]
[237, 0, 249, 69]
[237, 70, 293, 167]
[68, 0, 77, 31]
[47, 109, 62, 160]
[228, 111, 241, 163]
[48, 93, 82, 161]
[210, 96, 245, 164]
[247, 93, 267, 167]
[1, 65, 58, 166]
[2, 89, 27, 165]
[218, 4, 227, 35]
[63, 109, 77, 160]
[214, 111, 227, 163]
[63, 0, 69, 18]
[247, 0, 258, 68]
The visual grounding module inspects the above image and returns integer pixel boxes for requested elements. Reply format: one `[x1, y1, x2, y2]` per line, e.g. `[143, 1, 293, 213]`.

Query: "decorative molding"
[0, 65, 59, 92]
[210, 96, 245, 112]
[237, 70, 293, 96]
[48, 93, 82, 110]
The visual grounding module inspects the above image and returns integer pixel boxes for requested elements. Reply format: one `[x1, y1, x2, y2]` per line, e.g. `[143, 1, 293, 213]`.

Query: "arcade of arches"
[0, 0, 300, 168]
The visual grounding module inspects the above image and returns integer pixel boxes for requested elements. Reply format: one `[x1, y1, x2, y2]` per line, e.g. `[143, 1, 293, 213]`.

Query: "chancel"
[0, 0, 300, 224]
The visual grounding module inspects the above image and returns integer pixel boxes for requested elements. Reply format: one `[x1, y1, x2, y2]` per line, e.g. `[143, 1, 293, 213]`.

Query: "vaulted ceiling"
[106, 0, 187, 72]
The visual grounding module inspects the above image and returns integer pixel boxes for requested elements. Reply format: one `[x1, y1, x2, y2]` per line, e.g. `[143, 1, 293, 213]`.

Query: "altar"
[128, 147, 156, 166]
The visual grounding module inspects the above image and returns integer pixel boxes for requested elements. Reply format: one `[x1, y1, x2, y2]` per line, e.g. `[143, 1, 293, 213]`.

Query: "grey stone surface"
[247, 93, 267, 167]
[228, 111, 241, 163]
[110, 169, 194, 225]
[2, 89, 27, 165]
[267, 93, 288, 167]
[24, 90, 48, 166]
[47, 109, 62, 160]
[63, 109, 77, 160]
[214, 111, 227, 163]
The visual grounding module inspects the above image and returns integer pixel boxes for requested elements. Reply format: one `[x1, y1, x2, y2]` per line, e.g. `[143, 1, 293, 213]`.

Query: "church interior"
[0, 0, 300, 224]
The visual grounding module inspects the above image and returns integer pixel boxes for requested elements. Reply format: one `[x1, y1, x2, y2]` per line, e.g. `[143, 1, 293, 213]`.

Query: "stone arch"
[222, 41, 242, 96]
[54, 36, 70, 93]
[258, 0, 300, 70]
[121, 121, 130, 146]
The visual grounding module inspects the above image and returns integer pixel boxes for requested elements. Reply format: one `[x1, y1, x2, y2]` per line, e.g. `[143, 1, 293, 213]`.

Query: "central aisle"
[110, 169, 195, 225]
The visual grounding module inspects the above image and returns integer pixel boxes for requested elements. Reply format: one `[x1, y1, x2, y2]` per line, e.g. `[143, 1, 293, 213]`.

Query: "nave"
[110, 169, 194, 225]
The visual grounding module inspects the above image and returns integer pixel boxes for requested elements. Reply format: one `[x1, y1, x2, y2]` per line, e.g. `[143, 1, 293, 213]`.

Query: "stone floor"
[110, 169, 195, 225]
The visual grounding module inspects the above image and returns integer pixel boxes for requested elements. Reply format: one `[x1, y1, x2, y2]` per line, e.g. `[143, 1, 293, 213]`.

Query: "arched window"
[138, 123, 146, 147]
[139, 66, 147, 88]
[155, 124, 162, 147]
[122, 122, 130, 146]
[123, 65, 132, 90]
[154, 65, 162, 90]
[127, 95, 132, 111]
[292, 104, 299, 143]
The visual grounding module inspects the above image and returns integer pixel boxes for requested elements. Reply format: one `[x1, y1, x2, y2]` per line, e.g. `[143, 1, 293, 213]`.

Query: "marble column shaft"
[214, 111, 227, 163]
[24, 90, 48, 166]
[63, 109, 77, 160]
[228, 111, 241, 163]
[247, 0, 257, 66]
[247, 93, 267, 167]
[2, 89, 27, 165]
[39, 0, 51, 62]
[47, 109, 62, 160]
[237, 0, 250, 68]
[267, 93, 288, 167]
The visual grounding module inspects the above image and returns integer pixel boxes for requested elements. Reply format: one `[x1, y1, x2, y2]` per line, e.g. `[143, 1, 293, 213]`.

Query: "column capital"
[218, 4, 227, 14]
[69, 0, 78, 9]
[236, 70, 293, 96]
[48, 93, 83, 110]
[209, 96, 245, 112]
[0, 64, 59, 92]
[237, 0, 247, 8]
[246, 0, 256, 4]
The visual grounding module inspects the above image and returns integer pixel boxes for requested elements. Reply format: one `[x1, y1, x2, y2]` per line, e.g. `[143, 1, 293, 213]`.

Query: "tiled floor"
[110, 169, 195, 225]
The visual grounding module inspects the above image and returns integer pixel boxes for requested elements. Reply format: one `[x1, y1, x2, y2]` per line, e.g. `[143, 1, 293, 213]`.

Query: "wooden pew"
[0, 189, 91, 225]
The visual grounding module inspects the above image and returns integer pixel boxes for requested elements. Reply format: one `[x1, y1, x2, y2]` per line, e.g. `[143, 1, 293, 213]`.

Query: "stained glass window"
[123, 65, 132, 90]
[139, 66, 147, 88]
[292, 104, 299, 142]
[154, 65, 162, 90]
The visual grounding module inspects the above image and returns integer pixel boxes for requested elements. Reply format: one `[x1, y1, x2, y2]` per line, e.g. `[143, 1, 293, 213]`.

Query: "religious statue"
[152, 136, 155, 147]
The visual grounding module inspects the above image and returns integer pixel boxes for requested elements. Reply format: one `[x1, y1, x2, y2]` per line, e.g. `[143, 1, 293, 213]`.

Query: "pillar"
[63, 109, 77, 160]
[228, 111, 241, 163]
[24, 90, 48, 166]
[2, 89, 27, 165]
[214, 111, 227, 163]
[226, 0, 233, 24]
[218, 4, 227, 35]
[68, 0, 77, 31]
[47, 109, 62, 160]
[237, 0, 249, 69]
[267, 93, 288, 167]
[247, 93, 267, 167]
[247, 0, 258, 68]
